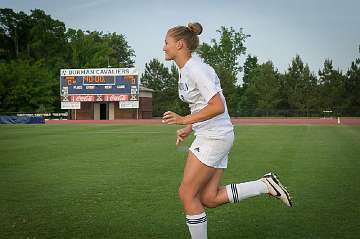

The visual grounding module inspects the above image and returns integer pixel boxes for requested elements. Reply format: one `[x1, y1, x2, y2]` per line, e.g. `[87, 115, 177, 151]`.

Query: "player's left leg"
[225, 174, 292, 207]
[200, 170, 293, 207]
[199, 169, 229, 208]
[199, 170, 270, 208]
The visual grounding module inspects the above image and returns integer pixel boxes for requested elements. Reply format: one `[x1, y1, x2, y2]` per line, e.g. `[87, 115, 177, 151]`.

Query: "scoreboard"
[60, 68, 139, 108]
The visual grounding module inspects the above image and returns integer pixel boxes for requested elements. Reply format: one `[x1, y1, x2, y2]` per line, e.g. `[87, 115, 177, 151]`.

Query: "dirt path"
[46, 117, 360, 125]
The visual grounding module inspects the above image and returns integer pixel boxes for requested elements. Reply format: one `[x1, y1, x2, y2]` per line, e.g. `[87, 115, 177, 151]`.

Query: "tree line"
[1, 8, 359, 117]
[142, 27, 360, 117]
[0, 8, 135, 113]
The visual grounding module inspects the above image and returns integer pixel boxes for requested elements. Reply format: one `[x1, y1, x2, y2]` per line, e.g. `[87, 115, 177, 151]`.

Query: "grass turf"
[0, 124, 359, 238]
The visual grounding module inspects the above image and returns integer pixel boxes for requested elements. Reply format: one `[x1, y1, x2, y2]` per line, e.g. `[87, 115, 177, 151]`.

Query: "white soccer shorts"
[189, 132, 234, 169]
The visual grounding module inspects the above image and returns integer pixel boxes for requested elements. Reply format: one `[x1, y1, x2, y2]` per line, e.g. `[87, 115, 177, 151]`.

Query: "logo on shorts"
[194, 147, 200, 152]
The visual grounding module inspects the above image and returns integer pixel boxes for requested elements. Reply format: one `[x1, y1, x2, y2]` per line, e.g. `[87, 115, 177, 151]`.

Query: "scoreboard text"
[60, 68, 139, 102]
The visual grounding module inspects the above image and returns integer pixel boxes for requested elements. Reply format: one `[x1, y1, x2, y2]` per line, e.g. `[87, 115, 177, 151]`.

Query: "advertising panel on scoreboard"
[119, 101, 139, 109]
[61, 102, 81, 109]
[60, 68, 139, 104]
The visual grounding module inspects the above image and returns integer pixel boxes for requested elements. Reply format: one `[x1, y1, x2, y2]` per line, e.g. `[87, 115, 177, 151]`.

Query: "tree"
[28, 9, 67, 70]
[66, 29, 135, 68]
[0, 8, 31, 59]
[141, 59, 185, 116]
[242, 55, 258, 89]
[277, 72, 291, 115]
[197, 27, 250, 115]
[104, 32, 135, 68]
[0, 59, 56, 112]
[66, 30, 111, 68]
[250, 62, 281, 116]
[283, 55, 319, 116]
[238, 54, 259, 115]
[318, 59, 346, 115]
[0, 8, 136, 113]
[168, 64, 188, 115]
[344, 46, 360, 115]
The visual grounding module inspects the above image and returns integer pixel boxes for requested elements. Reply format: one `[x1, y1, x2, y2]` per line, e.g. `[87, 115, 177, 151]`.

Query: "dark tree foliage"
[140, 59, 188, 117]
[0, 8, 135, 113]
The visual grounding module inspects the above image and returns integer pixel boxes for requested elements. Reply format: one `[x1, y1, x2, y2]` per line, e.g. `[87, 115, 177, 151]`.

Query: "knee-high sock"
[226, 180, 268, 203]
[186, 212, 207, 239]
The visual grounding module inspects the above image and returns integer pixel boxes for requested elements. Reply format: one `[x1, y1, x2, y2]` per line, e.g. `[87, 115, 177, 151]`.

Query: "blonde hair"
[167, 22, 203, 52]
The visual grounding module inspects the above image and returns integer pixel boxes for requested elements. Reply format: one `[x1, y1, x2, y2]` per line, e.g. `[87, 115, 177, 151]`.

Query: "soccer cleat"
[261, 172, 293, 207]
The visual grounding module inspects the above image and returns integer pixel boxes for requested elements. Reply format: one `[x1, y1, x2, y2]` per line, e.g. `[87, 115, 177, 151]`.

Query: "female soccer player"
[162, 22, 292, 239]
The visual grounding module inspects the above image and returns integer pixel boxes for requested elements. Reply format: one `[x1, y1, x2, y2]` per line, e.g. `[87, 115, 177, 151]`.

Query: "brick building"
[68, 86, 153, 120]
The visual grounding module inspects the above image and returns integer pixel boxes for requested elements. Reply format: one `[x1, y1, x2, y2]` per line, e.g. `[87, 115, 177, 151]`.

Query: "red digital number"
[84, 76, 94, 83]
[95, 76, 105, 83]
[66, 76, 76, 85]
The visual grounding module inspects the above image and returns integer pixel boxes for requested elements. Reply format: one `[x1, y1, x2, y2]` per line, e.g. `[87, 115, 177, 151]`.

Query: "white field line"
[93, 131, 164, 134]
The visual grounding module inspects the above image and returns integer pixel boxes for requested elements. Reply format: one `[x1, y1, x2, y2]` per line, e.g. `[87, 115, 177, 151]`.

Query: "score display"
[60, 68, 139, 102]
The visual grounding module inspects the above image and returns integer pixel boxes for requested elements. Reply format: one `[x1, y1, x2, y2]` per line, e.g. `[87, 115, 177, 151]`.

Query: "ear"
[176, 39, 184, 50]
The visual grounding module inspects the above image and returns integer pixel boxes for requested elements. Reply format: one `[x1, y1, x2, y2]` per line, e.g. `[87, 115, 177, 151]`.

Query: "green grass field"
[0, 124, 359, 239]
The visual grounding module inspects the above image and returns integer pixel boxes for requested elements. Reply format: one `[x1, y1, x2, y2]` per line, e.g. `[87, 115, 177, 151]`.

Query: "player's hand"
[176, 126, 192, 145]
[162, 111, 185, 125]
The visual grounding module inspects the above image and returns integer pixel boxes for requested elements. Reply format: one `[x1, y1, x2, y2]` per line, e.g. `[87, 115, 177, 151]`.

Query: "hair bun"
[187, 22, 203, 35]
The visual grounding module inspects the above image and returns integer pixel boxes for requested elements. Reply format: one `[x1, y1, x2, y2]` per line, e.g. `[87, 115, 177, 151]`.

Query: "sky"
[1, 0, 359, 81]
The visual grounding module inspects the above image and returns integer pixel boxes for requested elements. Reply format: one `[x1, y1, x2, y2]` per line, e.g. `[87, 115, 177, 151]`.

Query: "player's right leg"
[179, 151, 217, 239]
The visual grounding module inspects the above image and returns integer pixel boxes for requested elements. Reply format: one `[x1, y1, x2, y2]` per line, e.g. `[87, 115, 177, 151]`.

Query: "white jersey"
[178, 56, 233, 138]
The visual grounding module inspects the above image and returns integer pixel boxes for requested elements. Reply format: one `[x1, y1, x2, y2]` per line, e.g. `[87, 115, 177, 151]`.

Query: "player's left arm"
[162, 93, 224, 125]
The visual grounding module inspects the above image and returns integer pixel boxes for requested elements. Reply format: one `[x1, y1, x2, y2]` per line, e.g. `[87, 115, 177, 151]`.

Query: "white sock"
[186, 212, 207, 239]
[226, 180, 268, 203]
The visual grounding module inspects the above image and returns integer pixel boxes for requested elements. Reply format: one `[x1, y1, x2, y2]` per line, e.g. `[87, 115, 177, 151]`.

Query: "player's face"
[163, 34, 178, 61]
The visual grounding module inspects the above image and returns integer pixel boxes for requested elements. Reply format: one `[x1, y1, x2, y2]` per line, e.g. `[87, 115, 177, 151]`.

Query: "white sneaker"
[261, 172, 293, 207]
